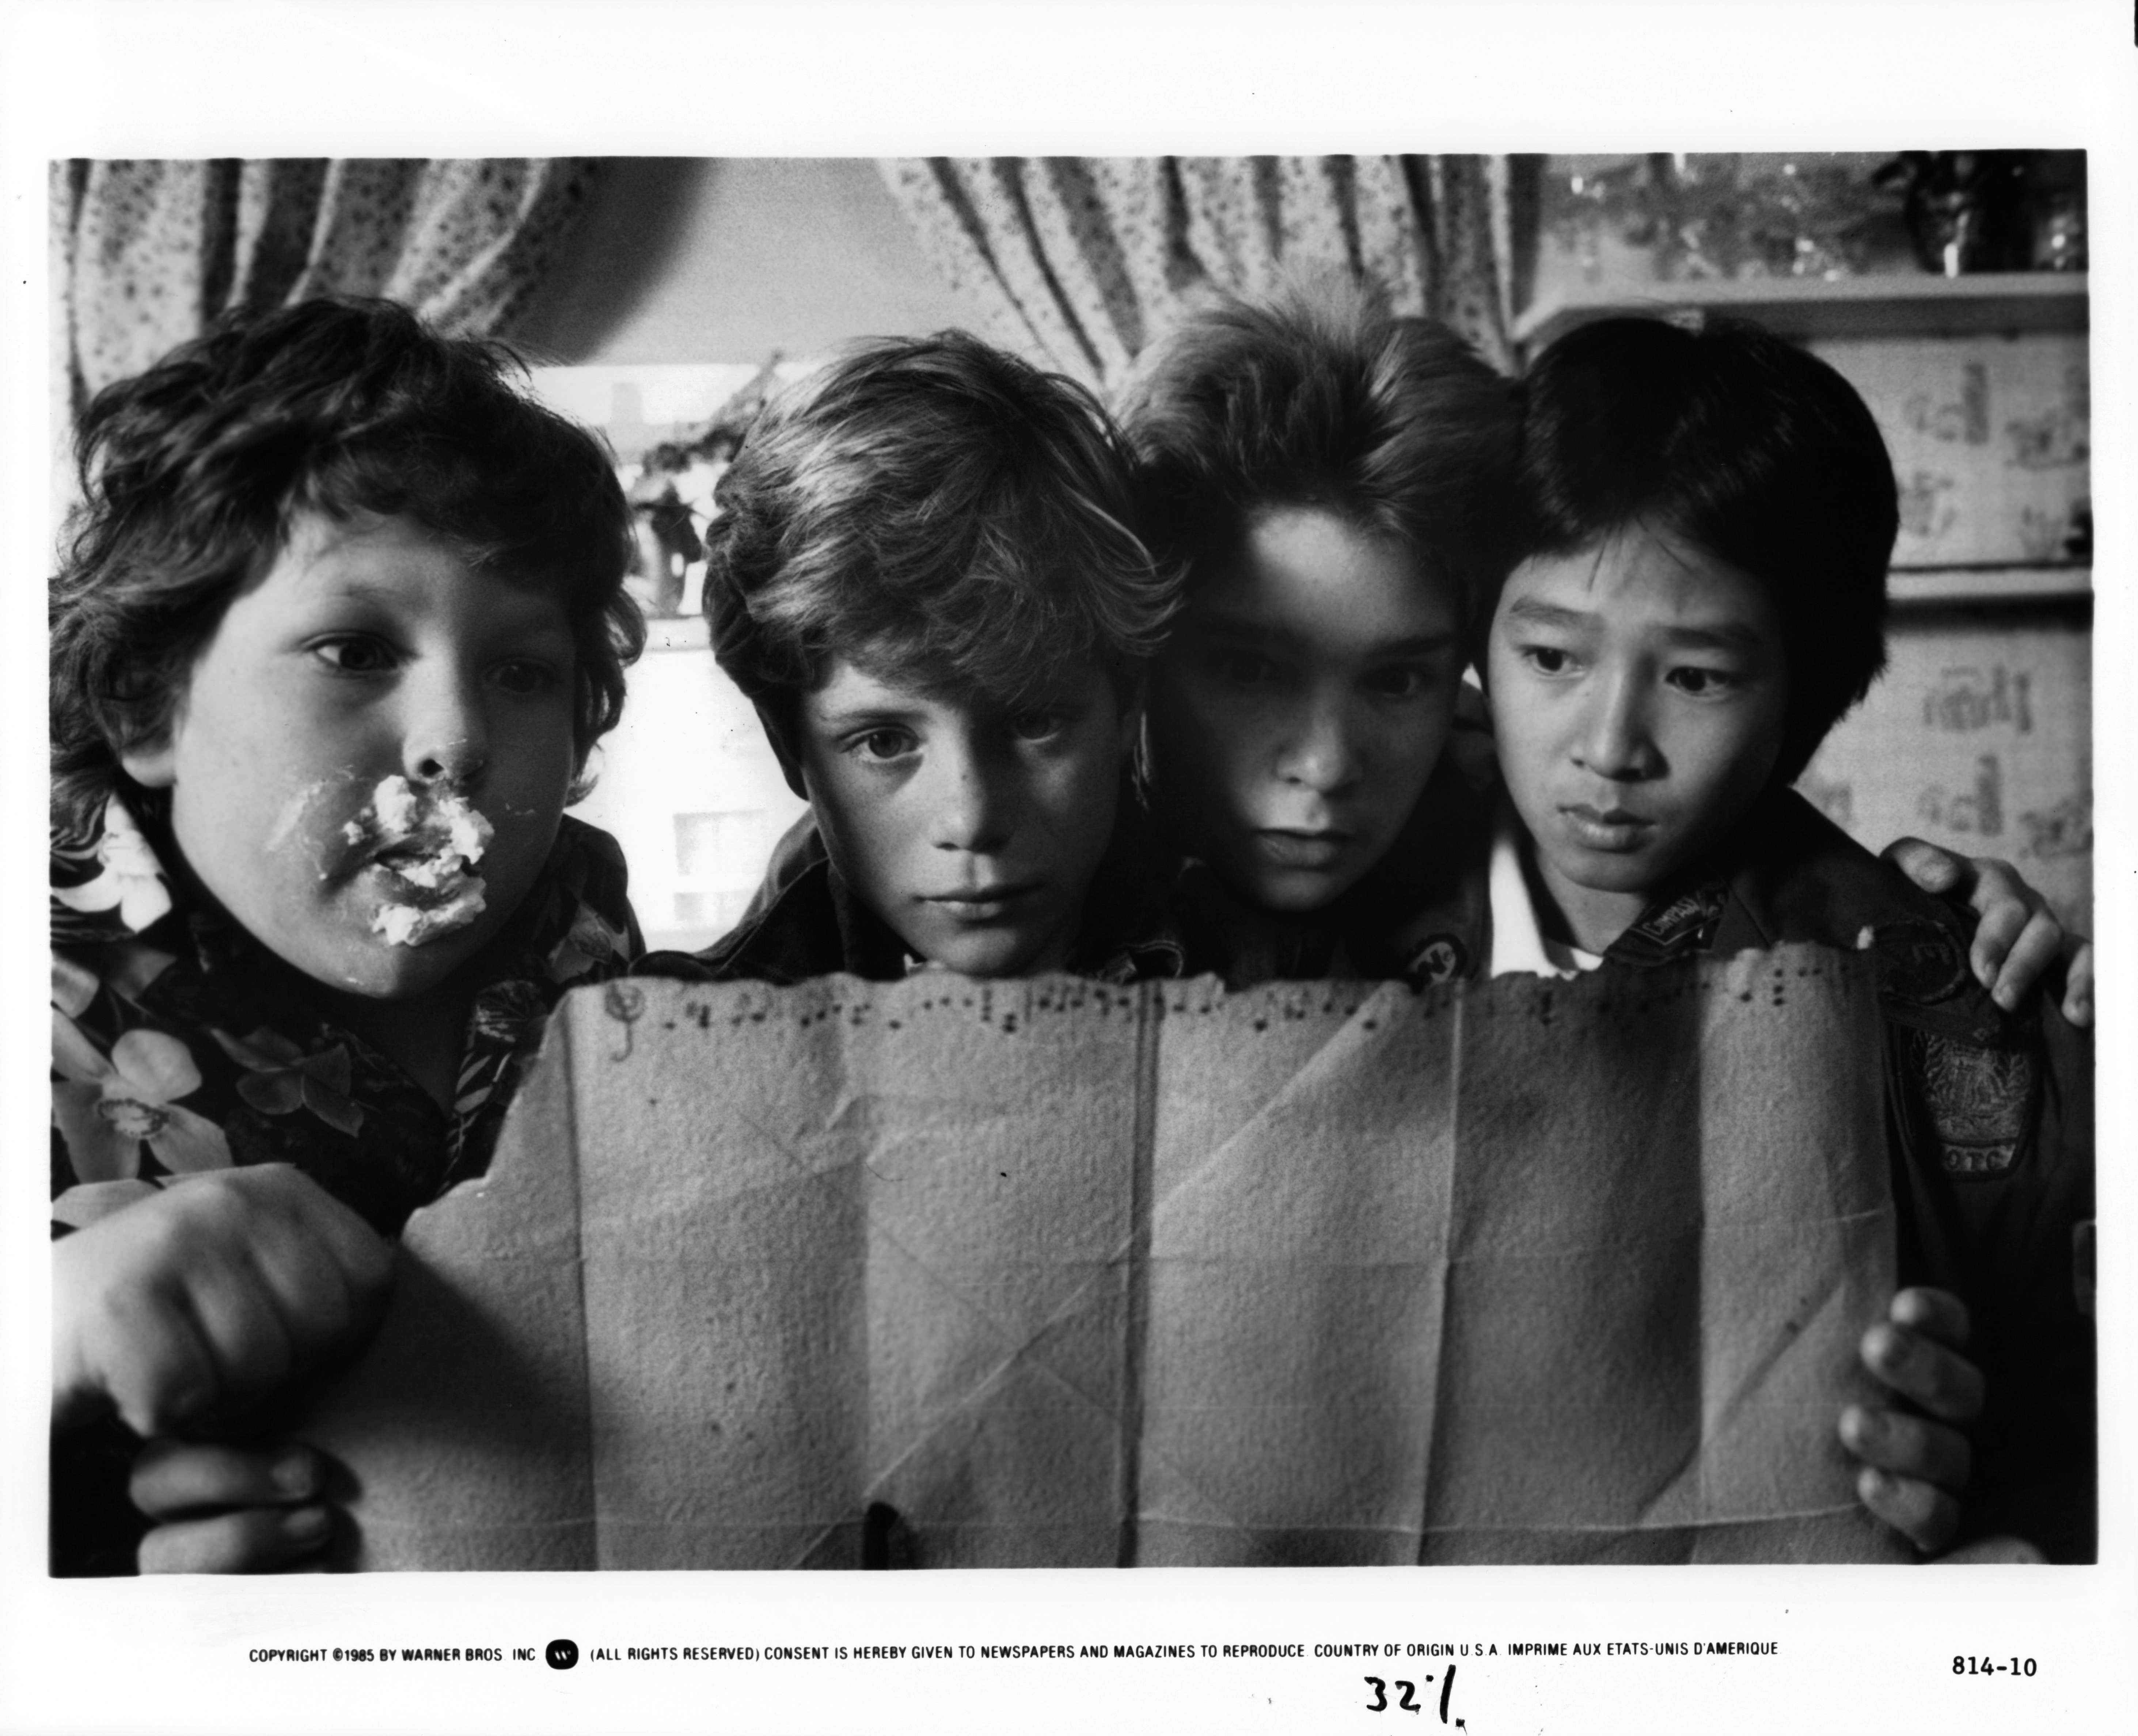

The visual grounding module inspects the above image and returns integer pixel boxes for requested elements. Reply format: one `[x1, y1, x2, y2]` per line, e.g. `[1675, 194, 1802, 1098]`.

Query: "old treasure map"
[298, 943, 1908, 1568]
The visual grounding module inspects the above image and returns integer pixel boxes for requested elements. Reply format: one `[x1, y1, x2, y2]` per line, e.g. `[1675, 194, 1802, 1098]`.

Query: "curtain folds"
[53, 158, 601, 420]
[881, 156, 1514, 391]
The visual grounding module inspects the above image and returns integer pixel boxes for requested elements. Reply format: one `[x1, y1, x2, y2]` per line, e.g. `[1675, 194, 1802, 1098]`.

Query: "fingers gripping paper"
[300, 944, 1906, 1567]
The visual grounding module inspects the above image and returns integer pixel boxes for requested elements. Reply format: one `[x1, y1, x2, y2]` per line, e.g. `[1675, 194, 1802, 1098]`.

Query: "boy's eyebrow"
[313, 578, 410, 610]
[1372, 631, 1460, 658]
[1500, 597, 1595, 632]
[809, 696, 933, 728]
[1658, 621, 1771, 656]
[1502, 596, 1767, 656]
[322, 578, 575, 640]
[1188, 611, 1286, 646]
[1193, 612, 1458, 658]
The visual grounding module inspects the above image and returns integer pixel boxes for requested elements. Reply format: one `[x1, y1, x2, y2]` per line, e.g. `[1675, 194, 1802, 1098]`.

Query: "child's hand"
[53, 1165, 392, 1439]
[1881, 838, 2092, 1026]
[131, 1440, 334, 1573]
[1933, 1535, 2046, 1564]
[1839, 1287, 1983, 1554]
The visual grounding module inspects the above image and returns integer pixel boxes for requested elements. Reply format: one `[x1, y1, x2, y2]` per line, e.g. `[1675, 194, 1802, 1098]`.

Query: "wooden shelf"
[1889, 566, 2091, 606]
[1515, 273, 2089, 351]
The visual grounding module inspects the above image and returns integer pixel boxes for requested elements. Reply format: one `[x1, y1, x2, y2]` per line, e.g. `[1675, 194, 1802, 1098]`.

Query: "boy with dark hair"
[51, 295, 645, 1571]
[1477, 313, 2092, 1559]
[1120, 279, 1518, 983]
[676, 331, 1184, 984]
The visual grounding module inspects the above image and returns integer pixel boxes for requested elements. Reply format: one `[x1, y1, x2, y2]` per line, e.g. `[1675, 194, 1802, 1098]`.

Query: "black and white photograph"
[4, 4, 2133, 1733]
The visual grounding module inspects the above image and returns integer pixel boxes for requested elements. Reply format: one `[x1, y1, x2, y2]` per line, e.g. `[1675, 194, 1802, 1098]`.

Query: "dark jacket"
[1169, 760, 1495, 989]
[1398, 787, 2094, 1560]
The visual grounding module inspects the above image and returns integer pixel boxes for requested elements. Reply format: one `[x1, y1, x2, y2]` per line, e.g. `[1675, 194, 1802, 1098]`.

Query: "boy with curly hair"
[51, 296, 645, 1571]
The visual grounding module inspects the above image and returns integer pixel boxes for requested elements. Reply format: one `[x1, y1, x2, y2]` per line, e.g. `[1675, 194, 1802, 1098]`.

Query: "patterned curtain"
[880, 156, 1515, 392]
[52, 159, 600, 423]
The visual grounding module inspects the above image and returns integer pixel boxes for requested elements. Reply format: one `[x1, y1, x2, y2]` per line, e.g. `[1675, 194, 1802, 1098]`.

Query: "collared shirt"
[1485, 788, 2093, 1560]
[51, 792, 642, 1239]
[1484, 801, 1599, 981]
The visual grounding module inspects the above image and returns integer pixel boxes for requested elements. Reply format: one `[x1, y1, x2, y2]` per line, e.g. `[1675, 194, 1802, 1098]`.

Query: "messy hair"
[705, 331, 1177, 716]
[1511, 315, 1898, 785]
[50, 296, 641, 829]
[1116, 276, 1522, 626]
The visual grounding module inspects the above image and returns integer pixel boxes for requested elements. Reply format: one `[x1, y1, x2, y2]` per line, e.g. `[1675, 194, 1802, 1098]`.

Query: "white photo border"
[3, 3, 2131, 1732]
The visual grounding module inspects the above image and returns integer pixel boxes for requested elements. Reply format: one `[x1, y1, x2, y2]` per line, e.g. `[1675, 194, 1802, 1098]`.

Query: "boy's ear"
[1114, 673, 1146, 743]
[752, 699, 810, 801]
[118, 736, 178, 789]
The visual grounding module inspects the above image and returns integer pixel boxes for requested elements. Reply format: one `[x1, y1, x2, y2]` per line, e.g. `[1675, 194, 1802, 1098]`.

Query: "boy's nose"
[1574, 677, 1661, 781]
[403, 670, 490, 788]
[929, 742, 1014, 854]
[1275, 697, 1361, 796]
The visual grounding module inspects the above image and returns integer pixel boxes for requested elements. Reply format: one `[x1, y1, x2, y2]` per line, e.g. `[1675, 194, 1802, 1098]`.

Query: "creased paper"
[299, 943, 1906, 1567]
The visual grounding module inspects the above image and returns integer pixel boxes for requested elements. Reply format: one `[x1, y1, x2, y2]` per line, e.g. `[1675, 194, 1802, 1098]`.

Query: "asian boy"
[1481, 314, 2093, 1561]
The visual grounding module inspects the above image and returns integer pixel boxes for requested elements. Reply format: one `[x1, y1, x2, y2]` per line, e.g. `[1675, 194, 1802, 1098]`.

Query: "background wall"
[513, 159, 984, 367]
[1797, 329, 2092, 932]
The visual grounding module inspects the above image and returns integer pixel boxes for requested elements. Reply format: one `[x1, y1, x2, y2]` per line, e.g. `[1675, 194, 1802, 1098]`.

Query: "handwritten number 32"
[1366, 1670, 1456, 1721]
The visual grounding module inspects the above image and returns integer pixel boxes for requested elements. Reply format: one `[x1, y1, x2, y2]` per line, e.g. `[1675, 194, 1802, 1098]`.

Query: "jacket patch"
[1874, 920, 1972, 1009]
[1912, 1028, 2038, 1177]
[1606, 883, 1728, 965]
[1404, 934, 1469, 986]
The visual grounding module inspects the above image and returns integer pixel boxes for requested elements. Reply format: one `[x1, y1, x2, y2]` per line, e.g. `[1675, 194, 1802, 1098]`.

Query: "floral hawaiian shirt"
[49, 791, 640, 1577]
[51, 793, 642, 1239]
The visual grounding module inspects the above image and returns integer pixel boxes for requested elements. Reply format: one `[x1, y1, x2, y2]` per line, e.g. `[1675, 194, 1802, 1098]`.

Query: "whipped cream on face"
[342, 775, 494, 947]
[372, 898, 485, 948]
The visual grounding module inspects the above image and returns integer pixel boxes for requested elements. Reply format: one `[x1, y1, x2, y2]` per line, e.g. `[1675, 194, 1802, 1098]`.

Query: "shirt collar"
[1486, 802, 1600, 980]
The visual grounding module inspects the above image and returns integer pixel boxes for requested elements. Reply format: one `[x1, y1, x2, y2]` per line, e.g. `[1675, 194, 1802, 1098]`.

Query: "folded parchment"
[299, 943, 1907, 1567]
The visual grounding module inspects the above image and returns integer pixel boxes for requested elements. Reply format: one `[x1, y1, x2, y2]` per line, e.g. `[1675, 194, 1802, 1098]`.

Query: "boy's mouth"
[921, 882, 1041, 920]
[1558, 804, 1655, 852]
[339, 775, 495, 946]
[1253, 827, 1353, 871]
[371, 840, 475, 888]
